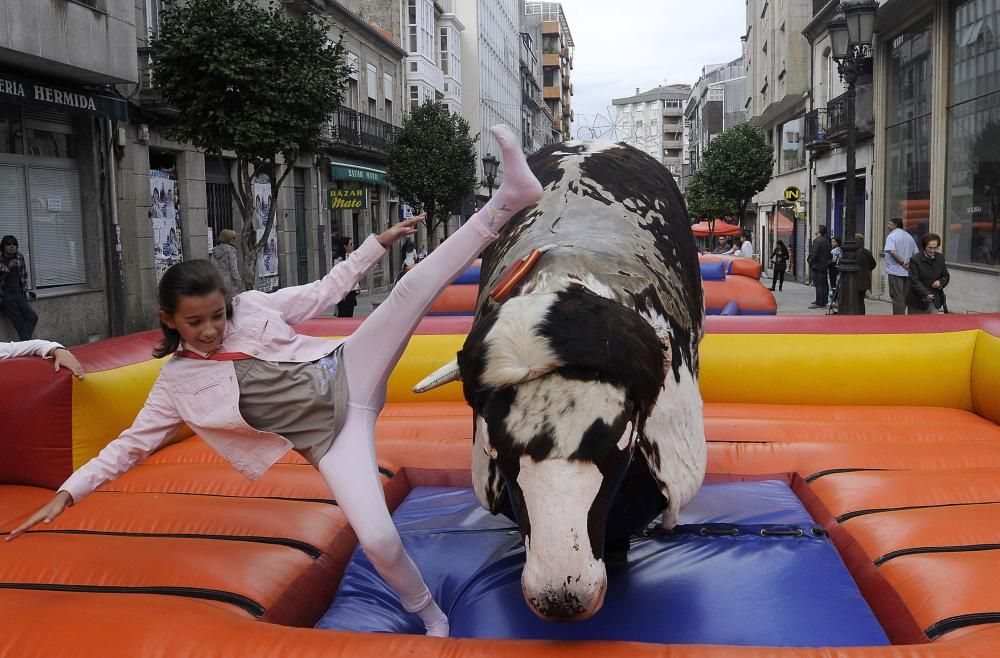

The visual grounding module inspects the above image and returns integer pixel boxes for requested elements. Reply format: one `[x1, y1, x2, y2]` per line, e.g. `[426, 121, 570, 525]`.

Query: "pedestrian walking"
[1, 235, 38, 340]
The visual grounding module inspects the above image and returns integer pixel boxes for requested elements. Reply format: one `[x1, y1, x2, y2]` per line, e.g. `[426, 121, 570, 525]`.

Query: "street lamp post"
[482, 154, 499, 200]
[827, 0, 877, 315]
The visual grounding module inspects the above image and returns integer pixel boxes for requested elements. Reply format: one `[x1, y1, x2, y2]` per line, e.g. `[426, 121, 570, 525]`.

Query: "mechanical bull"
[415, 140, 706, 621]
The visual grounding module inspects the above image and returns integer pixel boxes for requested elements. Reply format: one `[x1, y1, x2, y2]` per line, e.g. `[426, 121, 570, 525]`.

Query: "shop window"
[945, 0, 1000, 268]
[885, 23, 933, 245]
[0, 108, 85, 290]
[25, 121, 76, 159]
[0, 106, 23, 154]
[779, 116, 804, 172]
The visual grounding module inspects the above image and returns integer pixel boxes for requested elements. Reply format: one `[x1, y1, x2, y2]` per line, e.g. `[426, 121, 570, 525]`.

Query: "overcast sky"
[556, 0, 747, 139]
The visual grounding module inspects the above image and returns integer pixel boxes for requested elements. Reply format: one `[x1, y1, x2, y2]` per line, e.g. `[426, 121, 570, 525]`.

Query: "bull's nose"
[522, 579, 607, 622]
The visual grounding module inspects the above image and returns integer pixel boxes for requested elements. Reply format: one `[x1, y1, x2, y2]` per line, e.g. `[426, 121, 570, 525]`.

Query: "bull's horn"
[413, 358, 462, 393]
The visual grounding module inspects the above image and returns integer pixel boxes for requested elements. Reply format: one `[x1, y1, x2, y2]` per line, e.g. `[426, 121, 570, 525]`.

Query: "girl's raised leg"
[341, 124, 543, 410]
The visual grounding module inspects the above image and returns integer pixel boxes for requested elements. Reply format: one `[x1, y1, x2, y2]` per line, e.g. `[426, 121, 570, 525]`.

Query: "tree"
[152, 0, 349, 290]
[700, 122, 773, 232]
[684, 169, 734, 223]
[386, 100, 477, 237]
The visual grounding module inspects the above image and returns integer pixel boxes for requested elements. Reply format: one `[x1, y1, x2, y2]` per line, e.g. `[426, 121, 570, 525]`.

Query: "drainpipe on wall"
[316, 159, 327, 275]
[103, 118, 127, 337]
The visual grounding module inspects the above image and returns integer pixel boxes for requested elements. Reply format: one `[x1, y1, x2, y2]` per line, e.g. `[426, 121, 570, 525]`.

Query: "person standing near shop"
[854, 233, 878, 315]
[0, 235, 38, 340]
[883, 218, 918, 315]
[907, 233, 949, 315]
[807, 225, 832, 309]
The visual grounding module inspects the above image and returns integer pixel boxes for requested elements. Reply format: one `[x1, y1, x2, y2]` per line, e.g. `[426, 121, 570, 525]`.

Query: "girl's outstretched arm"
[262, 215, 424, 325]
[6, 378, 183, 541]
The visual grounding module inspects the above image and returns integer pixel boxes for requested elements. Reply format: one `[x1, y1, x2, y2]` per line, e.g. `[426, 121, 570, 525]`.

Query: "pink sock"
[474, 125, 543, 235]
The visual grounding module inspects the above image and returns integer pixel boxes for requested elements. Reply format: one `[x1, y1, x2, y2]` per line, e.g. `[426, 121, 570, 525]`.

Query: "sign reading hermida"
[328, 187, 367, 209]
[0, 73, 128, 121]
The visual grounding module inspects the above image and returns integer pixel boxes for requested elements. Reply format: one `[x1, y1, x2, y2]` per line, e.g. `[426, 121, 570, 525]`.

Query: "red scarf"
[174, 348, 252, 361]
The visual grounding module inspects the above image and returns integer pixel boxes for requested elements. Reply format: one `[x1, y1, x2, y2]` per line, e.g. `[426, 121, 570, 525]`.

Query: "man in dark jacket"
[807, 225, 832, 309]
[854, 233, 878, 315]
[907, 233, 949, 314]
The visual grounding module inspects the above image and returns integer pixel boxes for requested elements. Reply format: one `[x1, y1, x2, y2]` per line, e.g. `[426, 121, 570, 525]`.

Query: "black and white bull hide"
[416, 140, 706, 621]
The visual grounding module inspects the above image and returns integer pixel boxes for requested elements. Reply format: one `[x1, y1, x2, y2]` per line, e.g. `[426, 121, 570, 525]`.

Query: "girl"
[769, 239, 789, 291]
[7, 125, 543, 638]
[829, 236, 842, 292]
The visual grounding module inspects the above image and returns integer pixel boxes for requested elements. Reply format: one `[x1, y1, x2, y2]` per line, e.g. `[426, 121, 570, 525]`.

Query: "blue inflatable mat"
[316, 481, 889, 647]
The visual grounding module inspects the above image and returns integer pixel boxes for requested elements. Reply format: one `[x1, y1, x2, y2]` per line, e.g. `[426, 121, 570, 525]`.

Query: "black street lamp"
[827, 0, 877, 315]
[482, 154, 499, 199]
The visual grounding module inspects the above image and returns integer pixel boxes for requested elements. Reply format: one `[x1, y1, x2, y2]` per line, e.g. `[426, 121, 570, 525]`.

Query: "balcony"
[324, 107, 398, 155]
[824, 87, 875, 144]
[543, 53, 561, 67]
[543, 86, 561, 100]
[522, 89, 544, 110]
[804, 108, 828, 150]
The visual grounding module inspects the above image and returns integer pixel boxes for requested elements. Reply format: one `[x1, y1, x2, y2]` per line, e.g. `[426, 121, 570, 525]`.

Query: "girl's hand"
[52, 348, 85, 380]
[5, 491, 74, 541]
[377, 214, 425, 248]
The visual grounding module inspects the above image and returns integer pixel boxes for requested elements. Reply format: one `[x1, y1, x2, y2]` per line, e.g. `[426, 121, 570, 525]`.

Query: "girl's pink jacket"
[59, 236, 386, 504]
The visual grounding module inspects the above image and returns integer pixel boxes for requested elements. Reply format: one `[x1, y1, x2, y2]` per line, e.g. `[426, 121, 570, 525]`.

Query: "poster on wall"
[151, 170, 182, 283]
[252, 178, 279, 292]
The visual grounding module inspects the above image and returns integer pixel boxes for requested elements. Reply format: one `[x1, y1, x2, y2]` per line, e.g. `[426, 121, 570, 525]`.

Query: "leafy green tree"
[684, 169, 734, 223]
[387, 100, 477, 236]
[152, 0, 349, 289]
[700, 122, 774, 231]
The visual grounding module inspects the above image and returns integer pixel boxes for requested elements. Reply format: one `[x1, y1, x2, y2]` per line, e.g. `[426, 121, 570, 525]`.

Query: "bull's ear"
[476, 293, 562, 389]
[413, 358, 461, 393]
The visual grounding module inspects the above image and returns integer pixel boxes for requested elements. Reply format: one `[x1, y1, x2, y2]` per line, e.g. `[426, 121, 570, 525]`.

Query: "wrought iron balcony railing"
[324, 106, 398, 154]
[804, 108, 828, 150]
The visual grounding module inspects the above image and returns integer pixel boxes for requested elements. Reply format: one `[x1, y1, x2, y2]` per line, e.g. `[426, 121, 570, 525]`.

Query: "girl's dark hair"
[832, 237, 841, 246]
[776, 240, 786, 248]
[922, 232, 941, 248]
[1, 235, 17, 248]
[154, 259, 231, 358]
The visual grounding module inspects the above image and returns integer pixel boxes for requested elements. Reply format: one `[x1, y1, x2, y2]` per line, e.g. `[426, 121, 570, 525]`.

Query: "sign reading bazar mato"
[328, 187, 367, 209]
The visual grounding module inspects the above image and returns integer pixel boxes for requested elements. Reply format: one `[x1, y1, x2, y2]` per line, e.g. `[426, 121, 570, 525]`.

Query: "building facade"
[682, 56, 747, 192]
[746, 0, 813, 280]
[456, 0, 523, 200]
[518, 28, 557, 153]
[1, 0, 136, 343]
[867, 0, 1000, 312]
[612, 85, 691, 181]
[801, 1, 876, 292]
[2, 0, 409, 345]
[524, 2, 574, 141]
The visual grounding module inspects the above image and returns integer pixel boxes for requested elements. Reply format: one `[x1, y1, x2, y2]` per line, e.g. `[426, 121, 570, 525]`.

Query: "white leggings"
[316, 217, 495, 613]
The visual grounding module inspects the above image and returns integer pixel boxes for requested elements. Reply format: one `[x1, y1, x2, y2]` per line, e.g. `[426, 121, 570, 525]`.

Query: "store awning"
[329, 161, 388, 185]
[0, 71, 128, 121]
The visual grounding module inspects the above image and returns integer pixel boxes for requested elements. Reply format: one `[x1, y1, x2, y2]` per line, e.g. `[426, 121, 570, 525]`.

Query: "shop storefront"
[0, 70, 128, 342]
[328, 160, 398, 290]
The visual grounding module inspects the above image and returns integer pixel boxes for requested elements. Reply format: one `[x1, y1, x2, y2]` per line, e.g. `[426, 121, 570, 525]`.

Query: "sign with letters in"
[783, 186, 802, 203]
[328, 187, 367, 210]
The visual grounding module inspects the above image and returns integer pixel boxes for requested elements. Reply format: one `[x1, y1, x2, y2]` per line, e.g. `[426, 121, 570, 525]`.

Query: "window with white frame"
[366, 63, 377, 100]
[0, 108, 86, 289]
